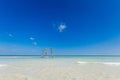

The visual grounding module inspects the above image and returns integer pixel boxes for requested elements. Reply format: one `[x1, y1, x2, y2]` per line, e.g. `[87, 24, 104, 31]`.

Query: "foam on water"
[103, 62, 120, 66]
[77, 61, 120, 66]
[0, 64, 7, 67]
[77, 61, 88, 64]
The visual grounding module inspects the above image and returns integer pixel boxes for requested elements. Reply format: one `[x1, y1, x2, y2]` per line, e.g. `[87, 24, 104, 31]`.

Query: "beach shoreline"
[0, 56, 120, 80]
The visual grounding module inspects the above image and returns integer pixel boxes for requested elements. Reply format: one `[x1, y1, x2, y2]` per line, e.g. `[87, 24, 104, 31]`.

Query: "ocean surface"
[0, 55, 120, 65]
[0, 55, 120, 80]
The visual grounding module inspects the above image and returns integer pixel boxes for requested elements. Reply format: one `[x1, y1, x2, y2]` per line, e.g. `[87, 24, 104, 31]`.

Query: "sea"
[0, 55, 120, 80]
[0, 55, 120, 65]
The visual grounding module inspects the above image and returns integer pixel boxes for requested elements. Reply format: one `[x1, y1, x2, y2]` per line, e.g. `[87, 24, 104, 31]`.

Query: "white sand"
[0, 59, 120, 80]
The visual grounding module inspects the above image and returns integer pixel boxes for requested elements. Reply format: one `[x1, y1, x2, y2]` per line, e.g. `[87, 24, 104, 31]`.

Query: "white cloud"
[32, 42, 37, 46]
[8, 34, 14, 38]
[29, 37, 38, 46]
[29, 37, 35, 41]
[58, 24, 67, 32]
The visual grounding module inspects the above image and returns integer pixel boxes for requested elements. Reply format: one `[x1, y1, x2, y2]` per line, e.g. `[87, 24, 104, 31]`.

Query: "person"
[50, 48, 54, 58]
[41, 48, 45, 58]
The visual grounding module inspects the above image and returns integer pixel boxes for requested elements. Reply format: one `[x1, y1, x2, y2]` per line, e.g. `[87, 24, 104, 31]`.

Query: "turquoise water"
[0, 55, 120, 62]
[0, 55, 120, 80]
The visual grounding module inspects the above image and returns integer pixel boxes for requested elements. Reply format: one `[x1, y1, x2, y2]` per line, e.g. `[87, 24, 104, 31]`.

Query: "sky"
[0, 0, 120, 55]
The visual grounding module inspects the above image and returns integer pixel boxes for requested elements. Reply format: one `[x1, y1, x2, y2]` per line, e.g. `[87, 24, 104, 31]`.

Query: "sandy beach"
[0, 58, 120, 80]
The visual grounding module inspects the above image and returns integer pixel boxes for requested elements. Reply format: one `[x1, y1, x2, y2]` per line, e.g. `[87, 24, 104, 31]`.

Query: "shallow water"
[0, 55, 120, 80]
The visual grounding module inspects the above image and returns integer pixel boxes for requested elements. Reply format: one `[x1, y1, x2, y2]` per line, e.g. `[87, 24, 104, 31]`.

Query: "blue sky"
[0, 0, 120, 55]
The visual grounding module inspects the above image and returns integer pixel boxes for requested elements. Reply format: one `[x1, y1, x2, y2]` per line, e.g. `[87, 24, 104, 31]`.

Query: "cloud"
[29, 37, 35, 41]
[29, 37, 38, 46]
[8, 34, 14, 38]
[58, 24, 67, 32]
[32, 42, 37, 46]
